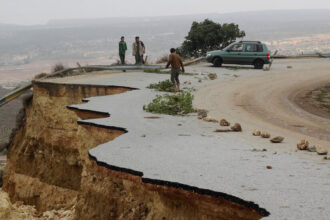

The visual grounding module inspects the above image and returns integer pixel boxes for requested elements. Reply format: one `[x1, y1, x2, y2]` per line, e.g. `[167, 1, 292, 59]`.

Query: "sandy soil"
[194, 58, 330, 152]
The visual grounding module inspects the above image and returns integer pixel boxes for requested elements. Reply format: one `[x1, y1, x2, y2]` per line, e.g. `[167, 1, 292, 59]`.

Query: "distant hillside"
[0, 9, 329, 65]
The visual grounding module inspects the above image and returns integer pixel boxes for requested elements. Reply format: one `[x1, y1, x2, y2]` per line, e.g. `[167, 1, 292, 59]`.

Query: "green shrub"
[147, 80, 175, 92]
[143, 91, 196, 115]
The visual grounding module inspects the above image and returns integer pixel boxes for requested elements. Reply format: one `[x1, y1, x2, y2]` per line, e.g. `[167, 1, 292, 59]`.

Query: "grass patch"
[143, 68, 197, 76]
[143, 91, 196, 115]
[147, 80, 175, 92]
[208, 73, 217, 80]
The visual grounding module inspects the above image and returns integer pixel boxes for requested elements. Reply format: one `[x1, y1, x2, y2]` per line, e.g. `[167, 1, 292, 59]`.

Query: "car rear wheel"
[213, 57, 222, 67]
[254, 59, 264, 69]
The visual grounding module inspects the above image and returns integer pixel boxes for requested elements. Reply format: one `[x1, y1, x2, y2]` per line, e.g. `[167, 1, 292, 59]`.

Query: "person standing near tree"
[165, 48, 185, 91]
[119, 36, 127, 65]
[132, 36, 145, 64]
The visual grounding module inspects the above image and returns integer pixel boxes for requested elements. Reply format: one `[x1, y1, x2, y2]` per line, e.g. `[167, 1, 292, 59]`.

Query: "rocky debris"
[252, 130, 261, 136]
[287, 66, 293, 69]
[297, 139, 309, 150]
[197, 109, 208, 119]
[214, 129, 232, 132]
[220, 119, 230, 126]
[198, 79, 202, 83]
[315, 145, 328, 155]
[270, 136, 284, 143]
[307, 145, 316, 152]
[141, 134, 146, 138]
[266, 165, 272, 169]
[183, 81, 192, 85]
[203, 117, 218, 123]
[261, 132, 270, 138]
[231, 123, 242, 132]
[324, 156, 330, 160]
[263, 66, 270, 71]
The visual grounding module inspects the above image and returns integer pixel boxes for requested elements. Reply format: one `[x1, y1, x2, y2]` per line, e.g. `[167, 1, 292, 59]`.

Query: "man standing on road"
[165, 48, 185, 91]
[119, 36, 127, 65]
[132, 36, 145, 64]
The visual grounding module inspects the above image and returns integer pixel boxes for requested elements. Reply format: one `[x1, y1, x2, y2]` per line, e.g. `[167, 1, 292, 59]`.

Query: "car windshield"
[223, 42, 237, 51]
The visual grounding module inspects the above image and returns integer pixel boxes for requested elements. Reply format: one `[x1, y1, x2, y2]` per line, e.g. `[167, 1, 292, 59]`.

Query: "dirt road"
[194, 58, 330, 152]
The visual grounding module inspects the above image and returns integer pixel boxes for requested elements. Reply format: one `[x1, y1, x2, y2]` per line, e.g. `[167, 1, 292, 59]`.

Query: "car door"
[243, 43, 258, 64]
[223, 43, 243, 64]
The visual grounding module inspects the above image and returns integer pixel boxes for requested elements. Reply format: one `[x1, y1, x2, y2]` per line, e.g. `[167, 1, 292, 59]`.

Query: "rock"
[141, 134, 146, 138]
[220, 119, 230, 126]
[261, 132, 270, 138]
[307, 145, 316, 152]
[270, 136, 284, 143]
[203, 117, 218, 123]
[252, 129, 261, 136]
[287, 66, 293, 69]
[198, 79, 202, 83]
[263, 66, 270, 71]
[266, 165, 272, 169]
[231, 123, 242, 132]
[316, 145, 328, 155]
[297, 139, 309, 150]
[197, 109, 208, 119]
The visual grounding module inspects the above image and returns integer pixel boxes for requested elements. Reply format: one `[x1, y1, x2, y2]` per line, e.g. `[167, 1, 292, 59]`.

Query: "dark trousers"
[119, 54, 125, 64]
[135, 54, 144, 64]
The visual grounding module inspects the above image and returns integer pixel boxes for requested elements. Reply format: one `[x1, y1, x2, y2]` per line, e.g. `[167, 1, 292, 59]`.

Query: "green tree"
[177, 19, 245, 57]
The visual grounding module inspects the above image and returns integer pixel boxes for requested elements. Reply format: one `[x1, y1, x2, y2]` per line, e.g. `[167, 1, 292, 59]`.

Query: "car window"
[245, 44, 257, 52]
[229, 44, 243, 52]
[256, 44, 263, 52]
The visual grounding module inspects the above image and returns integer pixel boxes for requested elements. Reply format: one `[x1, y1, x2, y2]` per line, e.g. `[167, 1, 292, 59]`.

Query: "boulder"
[316, 145, 328, 155]
[297, 139, 309, 150]
[270, 136, 284, 143]
[203, 117, 218, 123]
[220, 119, 230, 126]
[231, 123, 242, 132]
[261, 132, 270, 138]
[252, 130, 261, 136]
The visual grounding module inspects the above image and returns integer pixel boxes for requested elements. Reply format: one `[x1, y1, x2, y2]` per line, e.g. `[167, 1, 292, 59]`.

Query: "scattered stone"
[220, 119, 230, 126]
[141, 134, 146, 138]
[197, 109, 208, 119]
[251, 148, 267, 152]
[297, 139, 309, 150]
[287, 66, 293, 69]
[315, 145, 328, 155]
[231, 123, 242, 132]
[177, 123, 182, 126]
[203, 117, 218, 123]
[252, 129, 261, 136]
[183, 81, 192, 85]
[266, 165, 272, 169]
[263, 66, 270, 71]
[214, 129, 232, 132]
[261, 132, 270, 138]
[307, 145, 316, 152]
[198, 79, 202, 83]
[270, 136, 284, 143]
[324, 156, 330, 160]
[273, 151, 277, 155]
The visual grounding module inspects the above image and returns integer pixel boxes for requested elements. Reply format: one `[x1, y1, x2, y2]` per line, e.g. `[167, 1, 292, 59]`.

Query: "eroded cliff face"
[3, 80, 267, 220]
[3, 82, 128, 212]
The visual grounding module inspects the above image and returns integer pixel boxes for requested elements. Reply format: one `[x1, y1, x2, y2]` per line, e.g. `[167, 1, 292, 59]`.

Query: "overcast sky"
[1, 0, 330, 25]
